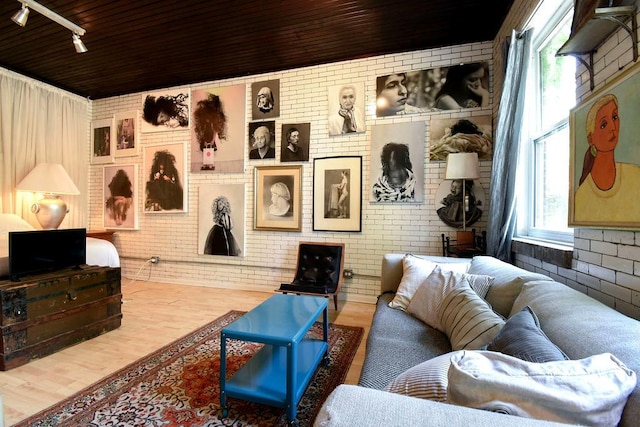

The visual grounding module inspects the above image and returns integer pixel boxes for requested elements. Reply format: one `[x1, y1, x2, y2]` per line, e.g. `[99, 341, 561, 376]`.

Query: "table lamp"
[445, 152, 480, 249]
[16, 163, 80, 229]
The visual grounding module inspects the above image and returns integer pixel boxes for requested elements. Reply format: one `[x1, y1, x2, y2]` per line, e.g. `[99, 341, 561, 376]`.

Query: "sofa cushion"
[384, 351, 464, 402]
[388, 255, 468, 311]
[510, 280, 640, 427]
[467, 256, 551, 318]
[447, 351, 637, 427]
[406, 266, 494, 331]
[438, 280, 504, 350]
[484, 306, 568, 363]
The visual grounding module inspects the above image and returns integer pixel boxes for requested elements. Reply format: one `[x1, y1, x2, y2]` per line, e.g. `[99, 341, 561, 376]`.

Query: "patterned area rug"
[15, 310, 364, 427]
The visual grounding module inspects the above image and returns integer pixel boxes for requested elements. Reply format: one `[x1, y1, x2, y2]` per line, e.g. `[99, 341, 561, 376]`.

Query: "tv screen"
[8, 228, 87, 281]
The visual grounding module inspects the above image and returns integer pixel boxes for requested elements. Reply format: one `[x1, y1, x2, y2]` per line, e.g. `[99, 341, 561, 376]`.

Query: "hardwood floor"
[0, 279, 376, 425]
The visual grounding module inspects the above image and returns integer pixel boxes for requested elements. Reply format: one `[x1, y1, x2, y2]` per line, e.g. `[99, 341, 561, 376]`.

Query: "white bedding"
[0, 214, 120, 279]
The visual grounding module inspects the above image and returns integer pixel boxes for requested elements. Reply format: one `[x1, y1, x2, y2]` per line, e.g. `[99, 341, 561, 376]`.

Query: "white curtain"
[486, 29, 533, 261]
[0, 67, 90, 228]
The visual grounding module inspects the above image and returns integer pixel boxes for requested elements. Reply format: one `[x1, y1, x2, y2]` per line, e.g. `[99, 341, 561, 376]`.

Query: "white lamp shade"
[445, 152, 480, 180]
[16, 163, 80, 195]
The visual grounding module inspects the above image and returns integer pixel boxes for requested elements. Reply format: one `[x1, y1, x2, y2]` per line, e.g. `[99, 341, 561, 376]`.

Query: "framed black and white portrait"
[251, 79, 280, 120]
[91, 118, 115, 164]
[313, 156, 362, 232]
[141, 88, 190, 133]
[102, 164, 138, 230]
[143, 142, 188, 213]
[114, 110, 139, 158]
[198, 184, 245, 256]
[327, 82, 366, 136]
[254, 165, 302, 231]
[248, 120, 276, 160]
[370, 121, 425, 203]
[280, 123, 310, 162]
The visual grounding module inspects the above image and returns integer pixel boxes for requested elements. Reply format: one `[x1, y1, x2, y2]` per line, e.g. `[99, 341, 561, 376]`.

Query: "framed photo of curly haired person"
[143, 142, 188, 213]
[103, 164, 138, 230]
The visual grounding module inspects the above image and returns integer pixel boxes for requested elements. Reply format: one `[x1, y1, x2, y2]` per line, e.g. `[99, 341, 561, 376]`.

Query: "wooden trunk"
[0, 265, 122, 370]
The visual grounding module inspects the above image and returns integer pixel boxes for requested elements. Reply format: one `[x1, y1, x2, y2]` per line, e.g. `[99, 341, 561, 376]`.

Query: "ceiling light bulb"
[72, 33, 88, 53]
[12, 6, 30, 26]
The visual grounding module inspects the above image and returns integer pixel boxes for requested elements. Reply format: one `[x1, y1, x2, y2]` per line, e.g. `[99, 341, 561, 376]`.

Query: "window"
[517, 0, 576, 244]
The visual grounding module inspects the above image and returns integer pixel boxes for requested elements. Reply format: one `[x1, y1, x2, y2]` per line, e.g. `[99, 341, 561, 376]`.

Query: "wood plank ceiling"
[0, 1, 515, 100]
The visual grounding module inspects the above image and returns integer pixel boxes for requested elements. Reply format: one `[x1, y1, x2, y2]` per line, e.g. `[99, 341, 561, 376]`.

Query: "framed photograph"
[254, 165, 302, 231]
[248, 120, 276, 160]
[143, 142, 188, 213]
[190, 85, 246, 173]
[251, 79, 280, 120]
[313, 156, 362, 232]
[198, 184, 245, 256]
[281, 123, 310, 162]
[102, 164, 138, 230]
[370, 121, 425, 203]
[141, 88, 190, 133]
[569, 61, 640, 228]
[327, 82, 366, 136]
[114, 110, 139, 157]
[91, 118, 115, 164]
[429, 115, 493, 161]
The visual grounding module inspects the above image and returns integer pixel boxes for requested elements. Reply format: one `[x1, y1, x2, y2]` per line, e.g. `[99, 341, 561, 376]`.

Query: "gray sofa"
[315, 255, 640, 427]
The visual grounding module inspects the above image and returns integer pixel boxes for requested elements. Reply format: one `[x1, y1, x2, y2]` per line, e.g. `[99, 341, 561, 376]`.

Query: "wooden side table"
[86, 230, 115, 243]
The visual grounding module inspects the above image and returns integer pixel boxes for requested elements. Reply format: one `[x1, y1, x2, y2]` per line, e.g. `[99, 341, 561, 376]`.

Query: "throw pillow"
[438, 281, 504, 350]
[406, 265, 495, 332]
[447, 351, 637, 427]
[385, 351, 464, 402]
[484, 306, 568, 362]
[388, 255, 468, 311]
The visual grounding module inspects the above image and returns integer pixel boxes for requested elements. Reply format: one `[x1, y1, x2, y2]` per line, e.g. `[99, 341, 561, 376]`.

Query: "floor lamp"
[445, 152, 480, 249]
[16, 163, 80, 229]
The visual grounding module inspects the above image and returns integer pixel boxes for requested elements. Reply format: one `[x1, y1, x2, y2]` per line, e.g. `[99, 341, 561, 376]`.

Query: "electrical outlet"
[150, 256, 160, 264]
[343, 269, 353, 279]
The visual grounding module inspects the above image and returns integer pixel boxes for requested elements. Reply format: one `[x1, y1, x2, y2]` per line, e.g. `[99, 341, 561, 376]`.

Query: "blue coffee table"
[220, 294, 329, 426]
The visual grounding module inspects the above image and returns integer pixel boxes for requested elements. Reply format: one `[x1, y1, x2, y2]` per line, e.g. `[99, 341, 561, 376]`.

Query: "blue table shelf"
[220, 294, 329, 425]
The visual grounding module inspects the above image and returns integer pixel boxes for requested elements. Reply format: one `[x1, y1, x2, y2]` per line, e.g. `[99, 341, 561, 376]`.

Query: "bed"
[0, 213, 120, 279]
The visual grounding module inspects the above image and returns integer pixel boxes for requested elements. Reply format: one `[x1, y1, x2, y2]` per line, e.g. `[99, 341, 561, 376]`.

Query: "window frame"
[517, 0, 575, 245]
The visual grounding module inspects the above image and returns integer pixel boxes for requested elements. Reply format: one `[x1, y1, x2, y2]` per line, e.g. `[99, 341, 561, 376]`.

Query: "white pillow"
[385, 351, 464, 402]
[438, 281, 504, 350]
[0, 214, 35, 236]
[388, 255, 468, 311]
[448, 351, 637, 427]
[406, 265, 494, 332]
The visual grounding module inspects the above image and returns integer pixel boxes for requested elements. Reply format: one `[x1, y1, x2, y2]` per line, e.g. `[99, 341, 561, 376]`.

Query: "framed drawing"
[429, 115, 493, 161]
[91, 118, 115, 164]
[114, 110, 139, 157]
[143, 142, 188, 213]
[141, 88, 190, 132]
[198, 184, 245, 256]
[370, 121, 425, 203]
[313, 156, 362, 232]
[254, 165, 302, 231]
[102, 164, 138, 230]
[569, 61, 640, 228]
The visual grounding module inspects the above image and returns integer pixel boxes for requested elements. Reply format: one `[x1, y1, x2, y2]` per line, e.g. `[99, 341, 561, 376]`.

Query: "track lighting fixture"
[11, 0, 88, 53]
[11, 5, 29, 26]
[72, 33, 88, 53]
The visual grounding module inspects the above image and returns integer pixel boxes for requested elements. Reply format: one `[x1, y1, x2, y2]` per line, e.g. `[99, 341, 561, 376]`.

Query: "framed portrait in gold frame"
[253, 165, 302, 231]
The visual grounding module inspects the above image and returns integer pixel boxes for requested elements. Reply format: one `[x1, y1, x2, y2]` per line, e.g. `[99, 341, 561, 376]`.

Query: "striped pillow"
[385, 351, 464, 401]
[438, 281, 505, 350]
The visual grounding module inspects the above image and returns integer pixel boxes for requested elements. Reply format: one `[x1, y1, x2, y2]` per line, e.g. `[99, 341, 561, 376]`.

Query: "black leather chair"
[276, 242, 345, 310]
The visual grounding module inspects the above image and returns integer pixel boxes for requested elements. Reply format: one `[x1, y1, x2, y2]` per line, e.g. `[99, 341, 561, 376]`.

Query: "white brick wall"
[89, 43, 492, 304]
[504, 1, 640, 321]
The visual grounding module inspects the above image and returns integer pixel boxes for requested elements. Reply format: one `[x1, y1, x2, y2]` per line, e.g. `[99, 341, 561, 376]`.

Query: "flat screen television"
[8, 228, 86, 281]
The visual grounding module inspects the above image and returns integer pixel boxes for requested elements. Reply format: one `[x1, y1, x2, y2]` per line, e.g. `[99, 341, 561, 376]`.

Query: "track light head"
[11, 5, 30, 26]
[72, 33, 88, 53]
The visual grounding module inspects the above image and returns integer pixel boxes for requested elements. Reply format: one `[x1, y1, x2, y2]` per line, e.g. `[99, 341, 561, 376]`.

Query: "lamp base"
[32, 194, 69, 229]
